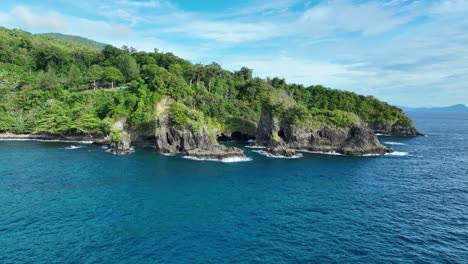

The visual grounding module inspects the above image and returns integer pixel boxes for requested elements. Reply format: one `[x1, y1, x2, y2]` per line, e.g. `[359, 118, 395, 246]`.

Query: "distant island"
[403, 104, 468, 113]
[0, 26, 422, 160]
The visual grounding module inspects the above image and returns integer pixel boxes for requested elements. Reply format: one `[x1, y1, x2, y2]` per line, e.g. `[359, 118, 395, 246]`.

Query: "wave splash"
[298, 150, 344, 156]
[384, 141, 407, 146]
[183, 156, 252, 163]
[253, 150, 303, 159]
[65, 145, 83, 150]
[245, 145, 266, 149]
[0, 138, 94, 144]
[386, 151, 409, 156]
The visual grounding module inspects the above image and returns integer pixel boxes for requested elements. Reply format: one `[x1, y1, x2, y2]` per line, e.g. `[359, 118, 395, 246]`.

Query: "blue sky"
[1, 0, 467, 107]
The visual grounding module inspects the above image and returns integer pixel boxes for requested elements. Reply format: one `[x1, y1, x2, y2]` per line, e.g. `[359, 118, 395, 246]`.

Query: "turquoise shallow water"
[1, 113, 467, 263]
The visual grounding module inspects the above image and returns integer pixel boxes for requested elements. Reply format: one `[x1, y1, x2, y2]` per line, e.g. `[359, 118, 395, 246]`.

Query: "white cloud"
[298, 0, 420, 36]
[12, 6, 67, 31]
[221, 55, 374, 88]
[164, 20, 278, 43]
[0, 12, 11, 24]
[3, 5, 133, 41]
[117, 0, 170, 8]
[430, 0, 468, 14]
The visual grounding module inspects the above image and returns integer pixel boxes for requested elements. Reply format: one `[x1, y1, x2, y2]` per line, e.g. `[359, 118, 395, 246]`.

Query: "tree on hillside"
[88, 64, 103, 90]
[67, 64, 82, 89]
[103, 66, 124, 89]
[117, 53, 139, 81]
[37, 66, 58, 90]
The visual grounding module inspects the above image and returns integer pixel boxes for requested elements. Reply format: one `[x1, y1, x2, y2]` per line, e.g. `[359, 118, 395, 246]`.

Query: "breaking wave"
[0, 138, 94, 144]
[183, 156, 252, 163]
[298, 150, 344, 156]
[252, 150, 303, 159]
[245, 145, 266, 149]
[386, 151, 409, 156]
[65, 145, 83, 150]
[384, 141, 407, 146]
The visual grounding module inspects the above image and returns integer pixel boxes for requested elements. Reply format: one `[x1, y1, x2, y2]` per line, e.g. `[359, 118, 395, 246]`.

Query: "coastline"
[0, 132, 106, 144]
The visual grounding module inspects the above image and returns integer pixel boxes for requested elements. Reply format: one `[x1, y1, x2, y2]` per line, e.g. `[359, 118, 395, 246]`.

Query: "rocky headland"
[253, 103, 392, 157]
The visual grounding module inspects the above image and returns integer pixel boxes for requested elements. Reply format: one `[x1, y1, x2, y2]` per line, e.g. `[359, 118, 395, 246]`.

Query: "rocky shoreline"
[371, 123, 423, 136]
[0, 132, 105, 143]
[0, 105, 419, 160]
[253, 107, 394, 157]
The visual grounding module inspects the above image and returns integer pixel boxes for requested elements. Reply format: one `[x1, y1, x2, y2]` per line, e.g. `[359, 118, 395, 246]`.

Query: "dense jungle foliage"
[0, 27, 412, 136]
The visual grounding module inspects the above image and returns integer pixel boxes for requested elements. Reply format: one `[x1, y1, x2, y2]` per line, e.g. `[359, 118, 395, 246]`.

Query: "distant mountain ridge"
[36, 33, 108, 49]
[403, 104, 468, 112]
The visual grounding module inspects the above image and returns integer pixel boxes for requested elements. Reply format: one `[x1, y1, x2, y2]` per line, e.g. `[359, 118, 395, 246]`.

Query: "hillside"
[36, 33, 108, 50]
[0, 26, 420, 152]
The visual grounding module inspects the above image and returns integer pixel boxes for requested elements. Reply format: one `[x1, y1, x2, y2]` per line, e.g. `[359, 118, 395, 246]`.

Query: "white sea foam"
[298, 150, 344, 156]
[252, 150, 303, 159]
[65, 145, 83, 150]
[0, 138, 94, 144]
[162, 153, 177, 156]
[375, 133, 391, 137]
[384, 141, 407, 146]
[108, 147, 135, 155]
[101, 145, 109, 150]
[245, 145, 266, 149]
[183, 156, 252, 163]
[386, 151, 409, 156]
[361, 153, 381, 157]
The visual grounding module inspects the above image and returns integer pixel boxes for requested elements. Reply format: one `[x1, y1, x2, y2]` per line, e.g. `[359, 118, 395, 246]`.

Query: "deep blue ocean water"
[1, 112, 467, 263]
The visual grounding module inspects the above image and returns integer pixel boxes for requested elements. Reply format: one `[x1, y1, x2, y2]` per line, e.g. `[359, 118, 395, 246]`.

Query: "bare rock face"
[186, 145, 247, 160]
[256, 109, 391, 157]
[283, 126, 347, 153]
[339, 124, 391, 156]
[267, 146, 297, 157]
[154, 101, 246, 160]
[110, 131, 132, 155]
[372, 123, 423, 136]
[255, 109, 281, 146]
[154, 112, 213, 154]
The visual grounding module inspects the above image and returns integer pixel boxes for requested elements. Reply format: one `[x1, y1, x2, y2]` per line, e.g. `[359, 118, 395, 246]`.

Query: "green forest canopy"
[0, 26, 413, 136]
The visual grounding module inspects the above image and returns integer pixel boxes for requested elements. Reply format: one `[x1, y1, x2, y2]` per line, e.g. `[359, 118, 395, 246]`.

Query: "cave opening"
[278, 129, 287, 141]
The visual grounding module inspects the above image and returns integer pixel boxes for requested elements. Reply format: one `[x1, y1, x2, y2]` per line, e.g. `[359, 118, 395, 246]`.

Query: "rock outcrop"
[108, 119, 133, 155]
[155, 111, 213, 154]
[186, 145, 246, 160]
[110, 131, 132, 155]
[256, 109, 391, 157]
[340, 124, 391, 155]
[267, 146, 297, 158]
[154, 99, 247, 160]
[371, 123, 423, 136]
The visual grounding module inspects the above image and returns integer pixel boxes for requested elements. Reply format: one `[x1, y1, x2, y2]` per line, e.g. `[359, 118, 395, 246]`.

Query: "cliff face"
[256, 109, 390, 156]
[154, 111, 213, 153]
[153, 100, 246, 160]
[109, 119, 133, 154]
[371, 123, 423, 136]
